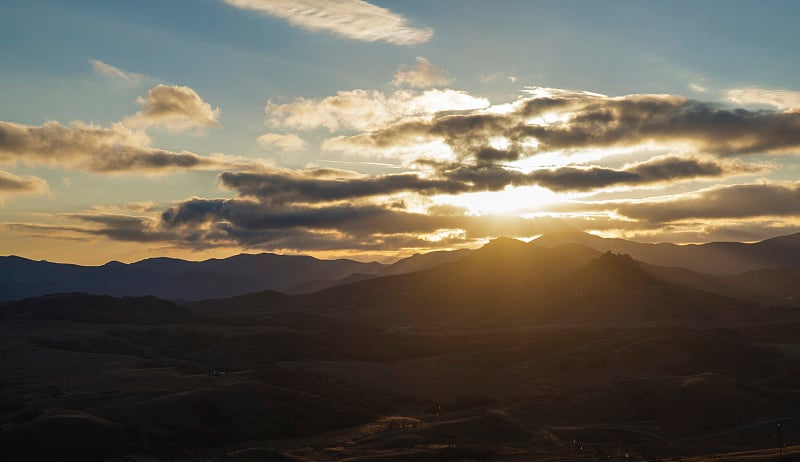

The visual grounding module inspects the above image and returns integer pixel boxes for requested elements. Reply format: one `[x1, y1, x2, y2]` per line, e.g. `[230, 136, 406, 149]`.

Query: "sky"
[2, 0, 800, 265]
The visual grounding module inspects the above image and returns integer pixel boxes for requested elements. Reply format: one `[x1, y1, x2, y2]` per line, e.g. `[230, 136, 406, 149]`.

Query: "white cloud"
[257, 133, 307, 152]
[726, 87, 800, 112]
[89, 59, 145, 82]
[688, 82, 707, 92]
[392, 57, 451, 88]
[224, 0, 432, 46]
[125, 85, 221, 132]
[266, 88, 490, 132]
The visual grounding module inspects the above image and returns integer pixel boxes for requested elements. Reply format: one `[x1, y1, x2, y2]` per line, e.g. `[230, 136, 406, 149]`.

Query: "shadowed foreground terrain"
[3, 239, 800, 461]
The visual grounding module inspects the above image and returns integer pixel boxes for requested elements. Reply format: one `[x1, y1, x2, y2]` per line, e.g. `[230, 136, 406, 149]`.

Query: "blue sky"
[2, 0, 800, 264]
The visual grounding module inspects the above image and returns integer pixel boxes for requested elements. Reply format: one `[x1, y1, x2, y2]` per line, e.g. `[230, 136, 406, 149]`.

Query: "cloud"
[392, 57, 451, 88]
[256, 133, 306, 152]
[124, 201, 159, 212]
[88, 59, 145, 82]
[223, 0, 432, 46]
[537, 156, 761, 192]
[211, 153, 763, 209]
[611, 182, 800, 222]
[155, 195, 638, 250]
[726, 87, 800, 112]
[218, 169, 467, 204]
[126, 84, 221, 131]
[0, 120, 256, 174]
[266, 88, 489, 132]
[0, 170, 48, 203]
[442, 156, 759, 193]
[342, 91, 800, 162]
[688, 82, 707, 93]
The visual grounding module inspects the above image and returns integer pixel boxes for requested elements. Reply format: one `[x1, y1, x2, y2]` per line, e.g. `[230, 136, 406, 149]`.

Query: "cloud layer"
[4, 82, 800, 254]
[339, 91, 800, 163]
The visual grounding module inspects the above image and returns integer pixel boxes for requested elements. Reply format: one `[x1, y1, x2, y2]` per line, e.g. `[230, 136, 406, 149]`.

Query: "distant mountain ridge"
[531, 231, 800, 274]
[0, 249, 472, 302]
[195, 240, 766, 328]
[4, 231, 800, 304]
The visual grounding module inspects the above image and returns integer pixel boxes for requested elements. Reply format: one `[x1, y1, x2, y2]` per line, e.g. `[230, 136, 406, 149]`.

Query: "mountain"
[5, 239, 800, 461]
[377, 248, 473, 276]
[641, 263, 800, 307]
[532, 231, 800, 274]
[0, 293, 191, 324]
[199, 239, 765, 328]
[0, 249, 472, 302]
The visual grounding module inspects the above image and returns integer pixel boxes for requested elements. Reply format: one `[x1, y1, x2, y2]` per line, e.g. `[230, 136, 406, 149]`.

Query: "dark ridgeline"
[0, 248, 470, 302]
[2, 234, 800, 460]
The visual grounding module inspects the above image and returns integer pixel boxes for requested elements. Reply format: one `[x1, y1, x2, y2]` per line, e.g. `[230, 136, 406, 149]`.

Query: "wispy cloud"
[256, 133, 306, 152]
[267, 88, 489, 132]
[223, 0, 432, 46]
[688, 82, 707, 93]
[726, 87, 800, 112]
[88, 59, 145, 82]
[392, 57, 451, 88]
[0, 170, 48, 204]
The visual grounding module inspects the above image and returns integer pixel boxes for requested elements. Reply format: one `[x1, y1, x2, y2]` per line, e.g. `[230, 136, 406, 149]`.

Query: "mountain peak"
[577, 252, 653, 286]
[482, 236, 529, 251]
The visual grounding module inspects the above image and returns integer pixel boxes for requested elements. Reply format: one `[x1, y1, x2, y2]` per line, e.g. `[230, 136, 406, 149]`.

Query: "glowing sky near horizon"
[1, 0, 800, 264]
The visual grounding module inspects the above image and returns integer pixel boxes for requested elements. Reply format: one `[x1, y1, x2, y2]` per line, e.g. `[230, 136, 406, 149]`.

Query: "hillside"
[0, 248, 471, 302]
[3, 239, 800, 461]
[532, 231, 800, 274]
[197, 239, 767, 329]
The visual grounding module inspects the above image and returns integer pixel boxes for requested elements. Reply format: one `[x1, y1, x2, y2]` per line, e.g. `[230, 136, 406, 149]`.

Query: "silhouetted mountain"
[5, 239, 800, 461]
[0, 248, 473, 302]
[279, 239, 604, 326]
[0, 293, 191, 324]
[285, 272, 378, 295]
[377, 248, 473, 276]
[642, 263, 800, 307]
[198, 239, 765, 328]
[532, 231, 800, 274]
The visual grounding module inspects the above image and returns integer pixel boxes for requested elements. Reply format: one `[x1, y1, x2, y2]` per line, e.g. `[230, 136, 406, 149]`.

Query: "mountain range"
[0, 248, 469, 302]
[3, 232, 800, 305]
[4, 232, 800, 461]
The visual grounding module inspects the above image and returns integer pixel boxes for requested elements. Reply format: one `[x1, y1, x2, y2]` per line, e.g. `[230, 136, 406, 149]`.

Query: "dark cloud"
[340, 93, 800, 161]
[219, 170, 468, 204]
[0, 170, 47, 193]
[0, 121, 256, 174]
[528, 157, 761, 192]
[211, 156, 759, 208]
[613, 182, 800, 222]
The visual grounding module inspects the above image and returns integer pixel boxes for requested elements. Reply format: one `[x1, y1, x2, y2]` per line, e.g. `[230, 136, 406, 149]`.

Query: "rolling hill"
[532, 231, 800, 274]
[0, 248, 471, 302]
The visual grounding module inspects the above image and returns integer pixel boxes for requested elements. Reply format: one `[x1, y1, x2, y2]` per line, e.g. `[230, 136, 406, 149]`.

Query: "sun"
[432, 184, 565, 216]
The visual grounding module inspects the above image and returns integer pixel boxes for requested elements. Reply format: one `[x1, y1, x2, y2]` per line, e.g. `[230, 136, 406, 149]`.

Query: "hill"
[200, 239, 767, 328]
[532, 231, 800, 274]
[0, 248, 471, 302]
